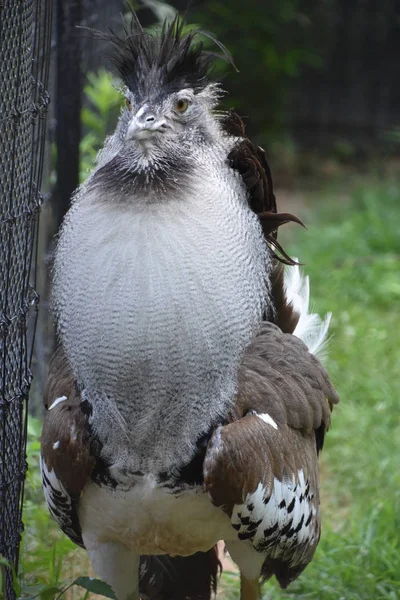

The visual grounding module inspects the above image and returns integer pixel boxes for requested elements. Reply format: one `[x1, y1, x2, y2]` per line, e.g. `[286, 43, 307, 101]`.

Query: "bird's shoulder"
[220, 109, 303, 265]
[220, 109, 276, 215]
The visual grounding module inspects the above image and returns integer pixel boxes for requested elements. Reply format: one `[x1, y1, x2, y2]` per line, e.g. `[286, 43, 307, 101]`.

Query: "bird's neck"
[89, 130, 208, 200]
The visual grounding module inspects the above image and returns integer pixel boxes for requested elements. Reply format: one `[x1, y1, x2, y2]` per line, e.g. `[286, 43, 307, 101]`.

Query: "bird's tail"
[283, 261, 331, 361]
[139, 546, 221, 600]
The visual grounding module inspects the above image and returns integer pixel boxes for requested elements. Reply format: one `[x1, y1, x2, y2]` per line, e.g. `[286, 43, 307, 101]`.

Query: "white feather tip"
[284, 261, 332, 362]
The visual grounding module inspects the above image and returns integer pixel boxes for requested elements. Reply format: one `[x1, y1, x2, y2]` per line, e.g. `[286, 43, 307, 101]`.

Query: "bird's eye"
[126, 98, 133, 111]
[175, 98, 189, 113]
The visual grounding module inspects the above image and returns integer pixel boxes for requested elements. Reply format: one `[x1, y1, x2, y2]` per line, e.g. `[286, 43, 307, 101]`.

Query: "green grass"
[12, 178, 400, 599]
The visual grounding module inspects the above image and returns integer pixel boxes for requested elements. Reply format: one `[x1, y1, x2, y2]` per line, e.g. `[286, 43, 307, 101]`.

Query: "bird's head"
[96, 15, 233, 167]
[122, 84, 216, 147]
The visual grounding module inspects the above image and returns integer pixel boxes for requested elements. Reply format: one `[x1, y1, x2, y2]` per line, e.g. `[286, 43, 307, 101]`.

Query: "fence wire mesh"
[0, 1, 52, 597]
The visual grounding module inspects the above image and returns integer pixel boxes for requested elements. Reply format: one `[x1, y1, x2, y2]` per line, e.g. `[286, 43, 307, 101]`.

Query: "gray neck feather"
[53, 133, 270, 477]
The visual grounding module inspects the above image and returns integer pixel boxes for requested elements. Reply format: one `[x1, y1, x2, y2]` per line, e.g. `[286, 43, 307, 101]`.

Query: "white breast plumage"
[79, 477, 234, 557]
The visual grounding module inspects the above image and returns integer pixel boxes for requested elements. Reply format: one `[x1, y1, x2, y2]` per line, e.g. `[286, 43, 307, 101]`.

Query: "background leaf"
[74, 577, 117, 599]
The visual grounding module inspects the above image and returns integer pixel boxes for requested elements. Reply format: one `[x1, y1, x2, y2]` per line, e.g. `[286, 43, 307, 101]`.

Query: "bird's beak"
[126, 106, 169, 141]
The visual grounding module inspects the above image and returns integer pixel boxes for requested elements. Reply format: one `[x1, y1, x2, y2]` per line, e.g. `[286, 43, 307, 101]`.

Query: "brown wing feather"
[204, 416, 320, 588]
[41, 346, 95, 546]
[235, 322, 338, 430]
[221, 109, 306, 331]
[204, 323, 338, 588]
[221, 110, 276, 216]
[221, 109, 302, 262]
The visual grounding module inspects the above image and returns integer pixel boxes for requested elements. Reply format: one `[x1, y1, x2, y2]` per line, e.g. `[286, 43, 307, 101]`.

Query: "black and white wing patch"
[231, 466, 319, 567]
[40, 453, 84, 547]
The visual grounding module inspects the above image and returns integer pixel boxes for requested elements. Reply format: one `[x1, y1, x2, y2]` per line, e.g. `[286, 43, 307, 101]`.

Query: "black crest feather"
[90, 14, 234, 100]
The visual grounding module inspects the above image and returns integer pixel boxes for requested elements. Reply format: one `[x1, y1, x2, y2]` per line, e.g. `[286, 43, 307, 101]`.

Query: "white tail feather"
[284, 260, 331, 361]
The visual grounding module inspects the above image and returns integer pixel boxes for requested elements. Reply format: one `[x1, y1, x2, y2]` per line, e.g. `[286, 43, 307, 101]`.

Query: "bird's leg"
[225, 541, 263, 600]
[86, 541, 140, 600]
[240, 574, 261, 600]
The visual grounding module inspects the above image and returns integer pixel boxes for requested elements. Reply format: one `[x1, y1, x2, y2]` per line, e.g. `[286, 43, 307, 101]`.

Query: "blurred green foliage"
[77, 0, 322, 170]
[191, 0, 321, 143]
[80, 70, 123, 182]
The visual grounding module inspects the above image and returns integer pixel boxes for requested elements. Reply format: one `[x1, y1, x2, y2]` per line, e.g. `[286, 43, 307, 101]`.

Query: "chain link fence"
[0, 1, 52, 597]
[288, 0, 400, 148]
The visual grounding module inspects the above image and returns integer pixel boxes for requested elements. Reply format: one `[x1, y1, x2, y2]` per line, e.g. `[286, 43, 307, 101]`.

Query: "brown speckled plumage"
[222, 110, 304, 265]
[204, 322, 338, 588]
[42, 347, 95, 497]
